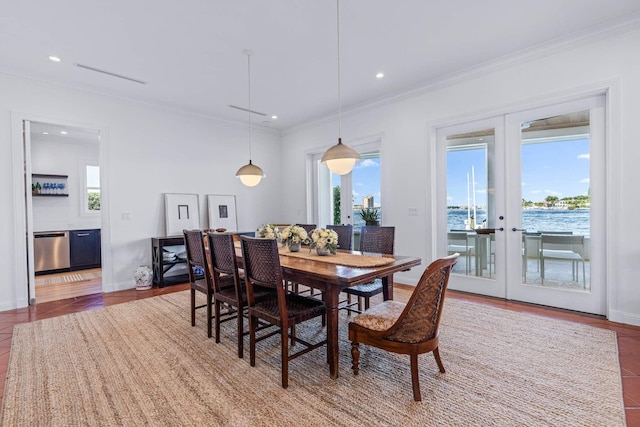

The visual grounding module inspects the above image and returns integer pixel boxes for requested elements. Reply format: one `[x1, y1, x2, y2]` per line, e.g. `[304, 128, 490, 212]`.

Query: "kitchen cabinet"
[70, 229, 101, 270]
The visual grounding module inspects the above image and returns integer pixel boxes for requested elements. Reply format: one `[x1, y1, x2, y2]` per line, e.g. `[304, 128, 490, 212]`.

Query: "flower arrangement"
[279, 225, 309, 247]
[309, 228, 339, 255]
[257, 223, 279, 239]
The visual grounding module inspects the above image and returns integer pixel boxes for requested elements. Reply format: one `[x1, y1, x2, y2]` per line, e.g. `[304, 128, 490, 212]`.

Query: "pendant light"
[321, 0, 360, 175]
[236, 49, 265, 187]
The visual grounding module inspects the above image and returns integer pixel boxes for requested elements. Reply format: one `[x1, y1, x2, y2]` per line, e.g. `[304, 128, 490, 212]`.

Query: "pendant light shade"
[321, 0, 360, 175]
[236, 160, 264, 187]
[321, 138, 359, 175]
[236, 49, 265, 187]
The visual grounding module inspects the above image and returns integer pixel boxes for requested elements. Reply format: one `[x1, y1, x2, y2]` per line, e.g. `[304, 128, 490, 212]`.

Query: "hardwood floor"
[35, 268, 103, 304]
[0, 282, 638, 425]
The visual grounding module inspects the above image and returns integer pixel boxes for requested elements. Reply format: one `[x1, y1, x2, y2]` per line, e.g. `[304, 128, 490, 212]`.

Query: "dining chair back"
[206, 232, 249, 357]
[240, 236, 327, 388]
[349, 254, 459, 401]
[327, 224, 353, 251]
[296, 224, 317, 235]
[183, 229, 214, 337]
[342, 226, 396, 313]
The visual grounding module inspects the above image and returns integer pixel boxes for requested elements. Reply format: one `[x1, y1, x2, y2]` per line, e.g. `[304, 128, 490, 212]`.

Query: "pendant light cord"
[337, 0, 342, 139]
[247, 52, 253, 161]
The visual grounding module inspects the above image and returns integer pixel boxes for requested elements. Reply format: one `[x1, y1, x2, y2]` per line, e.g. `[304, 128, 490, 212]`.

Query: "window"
[85, 165, 100, 212]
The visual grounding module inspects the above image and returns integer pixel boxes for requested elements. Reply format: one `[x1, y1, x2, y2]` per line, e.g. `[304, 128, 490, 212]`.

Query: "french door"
[436, 95, 606, 314]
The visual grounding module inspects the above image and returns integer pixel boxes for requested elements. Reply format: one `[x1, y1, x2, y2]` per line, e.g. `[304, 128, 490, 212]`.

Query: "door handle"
[511, 227, 525, 232]
[497, 227, 504, 231]
[76, 233, 91, 237]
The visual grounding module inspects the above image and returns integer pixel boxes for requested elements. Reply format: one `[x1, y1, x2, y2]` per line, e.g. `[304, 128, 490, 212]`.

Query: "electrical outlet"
[407, 207, 418, 216]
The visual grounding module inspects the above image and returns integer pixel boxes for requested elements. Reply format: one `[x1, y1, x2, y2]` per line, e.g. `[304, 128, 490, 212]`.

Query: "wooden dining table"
[235, 242, 422, 379]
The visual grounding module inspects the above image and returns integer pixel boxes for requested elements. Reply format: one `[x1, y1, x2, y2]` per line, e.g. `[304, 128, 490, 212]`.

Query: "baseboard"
[608, 309, 640, 327]
[0, 297, 29, 312]
[108, 280, 136, 293]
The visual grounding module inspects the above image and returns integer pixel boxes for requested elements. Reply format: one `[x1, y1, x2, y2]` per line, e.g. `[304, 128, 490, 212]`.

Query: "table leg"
[323, 289, 340, 379]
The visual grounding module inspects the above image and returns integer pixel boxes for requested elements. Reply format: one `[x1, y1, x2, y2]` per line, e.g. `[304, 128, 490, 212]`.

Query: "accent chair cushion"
[353, 300, 406, 331]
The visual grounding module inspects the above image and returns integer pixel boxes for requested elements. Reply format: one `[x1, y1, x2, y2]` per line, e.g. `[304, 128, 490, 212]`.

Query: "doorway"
[311, 138, 381, 248]
[436, 94, 606, 315]
[25, 120, 104, 304]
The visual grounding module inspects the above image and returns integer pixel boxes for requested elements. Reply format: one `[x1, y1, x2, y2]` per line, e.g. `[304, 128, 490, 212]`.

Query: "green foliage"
[359, 207, 380, 225]
[333, 186, 341, 225]
[88, 192, 101, 211]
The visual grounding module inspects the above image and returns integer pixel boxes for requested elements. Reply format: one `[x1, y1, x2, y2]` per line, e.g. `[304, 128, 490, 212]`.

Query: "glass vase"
[316, 247, 330, 256]
[288, 241, 301, 252]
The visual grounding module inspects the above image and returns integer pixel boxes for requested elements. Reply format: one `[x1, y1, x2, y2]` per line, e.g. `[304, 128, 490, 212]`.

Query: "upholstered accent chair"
[342, 226, 395, 313]
[240, 236, 327, 388]
[348, 254, 458, 401]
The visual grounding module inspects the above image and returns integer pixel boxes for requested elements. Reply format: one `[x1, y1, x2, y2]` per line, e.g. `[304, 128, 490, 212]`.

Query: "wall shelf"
[32, 173, 69, 196]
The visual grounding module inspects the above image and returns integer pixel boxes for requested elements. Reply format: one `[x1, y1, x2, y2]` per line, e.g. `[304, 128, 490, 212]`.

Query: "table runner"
[234, 241, 394, 267]
[277, 246, 395, 267]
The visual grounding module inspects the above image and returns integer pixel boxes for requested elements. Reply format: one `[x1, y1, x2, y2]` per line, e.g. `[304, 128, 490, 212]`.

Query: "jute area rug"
[1, 291, 624, 426]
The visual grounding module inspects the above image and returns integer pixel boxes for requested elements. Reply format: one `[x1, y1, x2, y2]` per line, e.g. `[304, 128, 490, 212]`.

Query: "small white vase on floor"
[134, 265, 153, 290]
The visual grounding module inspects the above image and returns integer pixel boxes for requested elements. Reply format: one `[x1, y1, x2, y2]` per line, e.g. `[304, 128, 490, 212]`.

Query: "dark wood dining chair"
[183, 229, 215, 337]
[206, 232, 273, 358]
[327, 224, 353, 251]
[349, 253, 458, 401]
[342, 226, 395, 313]
[296, 224, 317, 235]
[240, 236, 327, 388]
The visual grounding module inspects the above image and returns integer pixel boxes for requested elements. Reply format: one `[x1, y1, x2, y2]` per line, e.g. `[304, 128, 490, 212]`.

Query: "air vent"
[228, 105, 267, 116]
[75, 63, 147, 85]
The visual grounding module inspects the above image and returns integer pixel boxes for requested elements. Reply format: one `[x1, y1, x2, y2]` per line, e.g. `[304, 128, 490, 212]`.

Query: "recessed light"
[271, 115, 278, 119]
[60, 131, 68, 135]
[376, 72, 384, 79]
[49, 56, 61, 62]
[42, 132, 48, 135]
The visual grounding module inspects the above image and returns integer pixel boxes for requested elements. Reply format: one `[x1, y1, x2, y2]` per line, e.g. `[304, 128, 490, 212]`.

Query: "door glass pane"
[446, 129, 495, 278]
[520, 111, 591, 290]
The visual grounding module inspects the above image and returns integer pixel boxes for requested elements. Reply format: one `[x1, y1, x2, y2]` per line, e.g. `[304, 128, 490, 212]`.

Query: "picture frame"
[207, 194, 237, 231]
[164, 193, 200, 236]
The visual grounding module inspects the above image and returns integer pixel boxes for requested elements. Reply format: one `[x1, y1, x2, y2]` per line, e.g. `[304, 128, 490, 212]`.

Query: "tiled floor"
[0, 283, 638, 425]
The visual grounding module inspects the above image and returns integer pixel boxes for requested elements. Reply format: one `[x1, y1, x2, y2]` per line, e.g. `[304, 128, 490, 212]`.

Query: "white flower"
[309, 228, 339, 254]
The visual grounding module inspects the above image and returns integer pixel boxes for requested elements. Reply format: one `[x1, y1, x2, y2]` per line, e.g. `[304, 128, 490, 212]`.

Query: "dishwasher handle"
[34, 232, 68, 238]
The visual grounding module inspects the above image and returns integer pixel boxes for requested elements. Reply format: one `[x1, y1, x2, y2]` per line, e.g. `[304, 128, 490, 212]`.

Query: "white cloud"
[577, 153, 590, 160]
[580, 178, 590, 184]
[355, 182, 364, 187]
[545, 190, 561, 196]
[355, 159, 379, 169]
[530, 190, 542, 194]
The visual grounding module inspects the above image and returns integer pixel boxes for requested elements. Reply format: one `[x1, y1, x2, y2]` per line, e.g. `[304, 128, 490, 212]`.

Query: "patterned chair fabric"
[327, 224, 353, 251]
[183, 229, 214, 338]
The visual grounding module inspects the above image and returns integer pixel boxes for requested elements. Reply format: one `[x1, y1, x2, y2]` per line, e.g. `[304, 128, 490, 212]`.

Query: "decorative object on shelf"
[279, 225, 309, 252]
[321, 0, 360, 175]
[164, 193, 200, 236]
[32, 174, 69, 196]
[257, 224, 279, 239]
[134, 265, 153, 290]
[235, 49, 265, 187]
[207, 194, 238, 231]
[310, 228, 339, 255]
[360, 208, 380, 226]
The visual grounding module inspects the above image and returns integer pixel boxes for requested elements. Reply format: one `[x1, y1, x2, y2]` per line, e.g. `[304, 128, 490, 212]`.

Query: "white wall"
[1, 74, 283, 310]
[282, 28, 640, 326]
[31, 136, 101, 232]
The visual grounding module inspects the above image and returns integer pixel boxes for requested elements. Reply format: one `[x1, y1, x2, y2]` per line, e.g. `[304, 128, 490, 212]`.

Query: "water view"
[448, 209, 590, 235]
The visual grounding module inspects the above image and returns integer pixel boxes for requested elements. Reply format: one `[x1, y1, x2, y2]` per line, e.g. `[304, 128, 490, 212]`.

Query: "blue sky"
[332, 158, 382, 207]
[447, 138, 590, 206]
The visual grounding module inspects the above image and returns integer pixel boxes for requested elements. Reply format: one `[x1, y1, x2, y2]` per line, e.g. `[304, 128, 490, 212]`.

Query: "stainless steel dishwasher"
[34, 231, 70, 273]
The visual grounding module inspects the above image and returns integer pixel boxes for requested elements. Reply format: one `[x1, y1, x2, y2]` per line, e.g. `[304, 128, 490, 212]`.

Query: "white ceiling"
[2, 1, 640, 131]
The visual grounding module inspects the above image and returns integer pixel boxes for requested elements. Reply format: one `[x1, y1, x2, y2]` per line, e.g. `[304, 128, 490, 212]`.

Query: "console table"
[151, 236, 190, 288]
